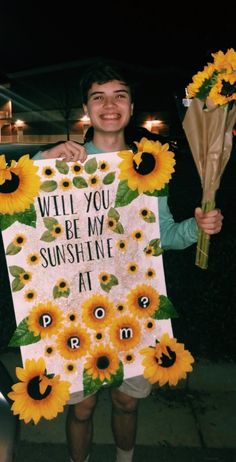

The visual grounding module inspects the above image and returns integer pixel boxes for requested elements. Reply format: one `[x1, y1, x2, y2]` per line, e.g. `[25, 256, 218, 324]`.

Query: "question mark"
[140, 296, 149, 308]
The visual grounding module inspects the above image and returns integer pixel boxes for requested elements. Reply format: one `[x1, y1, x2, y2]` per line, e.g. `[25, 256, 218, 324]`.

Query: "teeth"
[101, 114, 119, 120]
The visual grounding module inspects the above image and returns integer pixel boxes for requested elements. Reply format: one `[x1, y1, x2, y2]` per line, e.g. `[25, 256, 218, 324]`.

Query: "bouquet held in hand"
[182, 48, 236, 269]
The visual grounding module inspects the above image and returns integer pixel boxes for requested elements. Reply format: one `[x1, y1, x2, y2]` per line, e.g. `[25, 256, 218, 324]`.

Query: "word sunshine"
[40, 238, 114, 268]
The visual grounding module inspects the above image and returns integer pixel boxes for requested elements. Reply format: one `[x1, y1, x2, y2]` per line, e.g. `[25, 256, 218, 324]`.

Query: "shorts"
[67, 375, 152, 405]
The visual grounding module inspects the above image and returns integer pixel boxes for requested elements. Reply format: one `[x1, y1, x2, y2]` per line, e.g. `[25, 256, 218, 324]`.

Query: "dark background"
[1, 1, 235, 75]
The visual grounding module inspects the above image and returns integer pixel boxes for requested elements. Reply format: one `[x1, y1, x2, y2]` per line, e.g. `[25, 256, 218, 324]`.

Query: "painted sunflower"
[0, 154, 40, 215]
[59, 177, 72, 191]
[82, 294, 115, 329]
[84, 344, 120, 382]
[8, 357, 70, 424]
[118, 137, 175, 194]
[13, 234, 27, 247]
[27, 301, 64, 338]
[56, 325, 90, 360]
[140, 333, 194, 386]
[109, 315, 141, 351]
[127, 284, 159, 318]
[0, 155, 12, 184]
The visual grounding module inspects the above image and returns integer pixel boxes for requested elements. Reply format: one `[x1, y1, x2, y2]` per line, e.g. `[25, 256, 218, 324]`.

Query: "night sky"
[1, 2, 235, 76]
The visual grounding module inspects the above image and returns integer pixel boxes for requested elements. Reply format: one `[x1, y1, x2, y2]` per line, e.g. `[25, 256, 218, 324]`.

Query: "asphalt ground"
[1, 350, 236, 462]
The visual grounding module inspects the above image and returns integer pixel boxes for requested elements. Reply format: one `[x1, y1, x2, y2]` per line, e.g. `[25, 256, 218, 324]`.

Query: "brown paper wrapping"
[183, 99, 236, 203]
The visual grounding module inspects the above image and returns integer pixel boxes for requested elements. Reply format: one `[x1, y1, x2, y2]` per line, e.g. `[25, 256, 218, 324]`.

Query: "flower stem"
[195, 200, 215, 270]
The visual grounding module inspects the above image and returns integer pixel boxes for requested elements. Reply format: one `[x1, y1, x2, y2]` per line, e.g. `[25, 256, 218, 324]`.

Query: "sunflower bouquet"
[182, 48, 236, 269]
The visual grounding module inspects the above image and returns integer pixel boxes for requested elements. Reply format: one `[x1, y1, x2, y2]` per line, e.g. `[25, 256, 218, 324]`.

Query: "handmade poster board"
[1, 153, 175, 398]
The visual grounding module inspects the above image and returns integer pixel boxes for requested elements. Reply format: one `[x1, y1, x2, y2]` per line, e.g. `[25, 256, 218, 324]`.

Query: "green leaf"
[113, 222, 124, 234]
[147, 238, 163, 256]
[144, 185, 168, 197]
[83, 369, 103, 396]
[12, 278, 24, 292]
[141, 211, 156, 223]
[100, 282, 111, 292]
[0, 204, 37, 231]
[108, 207, 120, 221]
[152, 295, 179, 319]
[17, 204, 37, 227]
[83, 361, 124, 396]
[55, 159, 69, 174]
[6, 243, 22, 255]
[73, 176, 88, 189]
[40, 230, 55, 242]
[115, 180, 139, 207]
[103, 172, 116, 185]
[84, 157, 97, 174]
[109, 361, 124, 388]
[0, 213, 17, 231]
[43, 217, 58, 230]
[9, 266, 25, 277]
[53, 286, 70, 298]
[110, 274, 119, 286]
[8, 317, 41, 346]
[40, 180, 58, 192]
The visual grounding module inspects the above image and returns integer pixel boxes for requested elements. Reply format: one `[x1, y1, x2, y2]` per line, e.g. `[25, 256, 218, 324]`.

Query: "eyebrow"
[89, 89, 130, 98]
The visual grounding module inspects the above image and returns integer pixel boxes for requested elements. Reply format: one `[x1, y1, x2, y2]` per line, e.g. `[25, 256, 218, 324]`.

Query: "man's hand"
[42, 141, 87, 162]
[195, 207, 223, 234]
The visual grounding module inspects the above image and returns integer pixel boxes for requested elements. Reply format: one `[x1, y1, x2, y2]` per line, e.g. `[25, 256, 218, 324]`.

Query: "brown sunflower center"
[27, 292, 34, 299]
[138, 296, 150, 309]
[45, 168, 53, 176]
[54, 226, 61, 234]
[157, 346, 176, 368]
[133, 152, 156, 175]
[0, 172, 20, 193]
[63, 181, 70, 187]
[39, 313, 52, 327]
[27, 376, 52, 400]
[74, 165, 81, 172]
[221, 80, 236, 97]
[96, 355, 110, 369]
[30, 255, 37, 262]
[141, 209, 148, 216]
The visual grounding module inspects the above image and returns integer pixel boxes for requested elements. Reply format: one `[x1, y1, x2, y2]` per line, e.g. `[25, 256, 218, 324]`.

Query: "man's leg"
[66, 393, 97, 462]
[111, 388, 139, 461]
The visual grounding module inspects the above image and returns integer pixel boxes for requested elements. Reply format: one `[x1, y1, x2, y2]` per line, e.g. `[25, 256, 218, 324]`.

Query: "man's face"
[83, 80, 133, 134]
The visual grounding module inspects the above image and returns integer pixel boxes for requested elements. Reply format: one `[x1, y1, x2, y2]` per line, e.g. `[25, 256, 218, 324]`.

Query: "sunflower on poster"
[0, 155, 40, 228]
[115, 137, 175, 207]
[8, 357, 70, 424]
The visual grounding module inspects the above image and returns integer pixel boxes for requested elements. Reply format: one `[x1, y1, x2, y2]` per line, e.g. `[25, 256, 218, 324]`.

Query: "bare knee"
[111, 388, 138, 414]
[70, 394, 97, 422]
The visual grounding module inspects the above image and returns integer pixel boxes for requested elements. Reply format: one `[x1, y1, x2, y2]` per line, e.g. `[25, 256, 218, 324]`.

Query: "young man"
[34, 62, 223, 462]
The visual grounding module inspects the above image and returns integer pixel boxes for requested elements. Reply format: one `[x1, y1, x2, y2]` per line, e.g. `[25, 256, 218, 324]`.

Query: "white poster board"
[2, 153, 174, 398]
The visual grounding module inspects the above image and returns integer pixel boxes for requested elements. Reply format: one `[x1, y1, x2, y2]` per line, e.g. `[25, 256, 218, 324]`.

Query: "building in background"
[0, 57, 190, 144]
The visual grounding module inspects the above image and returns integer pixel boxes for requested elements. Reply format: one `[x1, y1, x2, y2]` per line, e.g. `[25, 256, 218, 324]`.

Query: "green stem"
[195, 200, 215, 270]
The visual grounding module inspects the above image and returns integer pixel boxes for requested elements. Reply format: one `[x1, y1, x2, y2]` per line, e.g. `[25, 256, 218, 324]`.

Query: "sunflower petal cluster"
[0, 154, 40, 215]
[187, 48, 236, 106]
[118, 137, 175, 194]
[8, 357, 70, 424]
[140, 333, 194, 386]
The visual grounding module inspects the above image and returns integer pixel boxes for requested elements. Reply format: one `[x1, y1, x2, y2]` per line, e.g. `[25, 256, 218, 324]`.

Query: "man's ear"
[83, 104, 88, 115]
